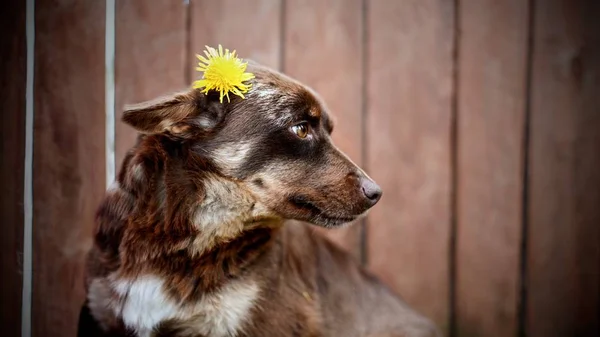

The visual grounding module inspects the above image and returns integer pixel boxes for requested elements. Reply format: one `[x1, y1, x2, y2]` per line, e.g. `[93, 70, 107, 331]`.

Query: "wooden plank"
[526, 1, 600, 336]
[366, 0, 454, 332]
[284, 0, 364, 258]
[115, 0, 187, 169]
[190, 0, 281, 71]
[0, 0, 26, 335]
[455, 1, 529, 336]
[33, 2, 106, 336]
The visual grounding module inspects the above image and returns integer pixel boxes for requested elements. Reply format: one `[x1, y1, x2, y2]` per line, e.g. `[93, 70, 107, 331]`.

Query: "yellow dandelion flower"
[193, 45, 255, 103]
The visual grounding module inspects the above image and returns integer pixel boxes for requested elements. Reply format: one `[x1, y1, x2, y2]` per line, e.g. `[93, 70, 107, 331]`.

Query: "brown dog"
[82, 63, 440, 337]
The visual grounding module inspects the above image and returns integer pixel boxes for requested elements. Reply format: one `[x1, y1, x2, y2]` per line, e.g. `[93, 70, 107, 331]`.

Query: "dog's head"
[123, 63, 381, 228]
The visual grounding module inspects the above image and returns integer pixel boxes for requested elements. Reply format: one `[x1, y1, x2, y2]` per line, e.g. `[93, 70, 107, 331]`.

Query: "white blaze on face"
[247, 83, 294, 128]
[255, 86, 278, 99]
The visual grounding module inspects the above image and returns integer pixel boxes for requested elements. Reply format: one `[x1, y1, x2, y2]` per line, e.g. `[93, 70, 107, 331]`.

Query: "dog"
[81, 62, 440, 337]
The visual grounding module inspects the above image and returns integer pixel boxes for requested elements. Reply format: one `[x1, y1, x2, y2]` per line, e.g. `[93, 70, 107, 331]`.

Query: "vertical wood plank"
[455, 1, 529, 336]
[284, 0, 364, 258]
[190, 0, 281, 71]
[366, 0, 454, 331]
[33, 2, 106, 336]
[115, 0, 187, 169]
[527, 1, 600, 336]
[0, 1, 26, 336]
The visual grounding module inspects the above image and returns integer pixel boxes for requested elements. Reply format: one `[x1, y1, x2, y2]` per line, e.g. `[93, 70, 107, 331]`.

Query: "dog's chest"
[106, 275, 259, 337]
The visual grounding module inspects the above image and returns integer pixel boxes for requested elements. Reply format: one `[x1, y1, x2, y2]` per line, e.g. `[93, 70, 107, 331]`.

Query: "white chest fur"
[109, 275, 260, 337]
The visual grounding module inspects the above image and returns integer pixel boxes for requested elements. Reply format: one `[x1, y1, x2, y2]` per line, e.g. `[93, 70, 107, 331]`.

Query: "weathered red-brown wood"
[190, 0, 281, 71]
[22, 3, 600, 337]
[0, 1, 26, 335]
[33, 2, 106, 336]
[455, 1, 529, 336]
[284, 0, 364, 259]
[366, 0, 454, 332]
[115, 0, 188, 169]
[526, 1, 600, 336]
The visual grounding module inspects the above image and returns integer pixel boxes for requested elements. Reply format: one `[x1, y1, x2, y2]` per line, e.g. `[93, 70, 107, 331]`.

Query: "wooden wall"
[2, 1, 599, 336]
[455, 1, 529, 336]
[0, 1, 26, 337]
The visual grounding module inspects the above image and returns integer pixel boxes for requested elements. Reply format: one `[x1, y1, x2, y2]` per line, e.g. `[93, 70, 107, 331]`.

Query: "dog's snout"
[360, 177, 382, 205]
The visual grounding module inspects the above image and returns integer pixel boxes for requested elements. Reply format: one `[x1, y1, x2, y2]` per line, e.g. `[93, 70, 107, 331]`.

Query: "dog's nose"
[360, 177, 382, 205]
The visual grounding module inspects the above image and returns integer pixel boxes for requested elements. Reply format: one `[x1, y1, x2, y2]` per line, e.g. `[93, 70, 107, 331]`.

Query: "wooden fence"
[1, 1, 599, 336]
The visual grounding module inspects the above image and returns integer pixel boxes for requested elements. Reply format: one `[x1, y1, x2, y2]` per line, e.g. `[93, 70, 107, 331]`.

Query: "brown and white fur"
[81, 63, 440, 337]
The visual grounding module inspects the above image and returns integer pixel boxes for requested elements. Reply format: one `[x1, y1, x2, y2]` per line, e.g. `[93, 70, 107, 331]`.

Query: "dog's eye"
[291, 123, 309, 139]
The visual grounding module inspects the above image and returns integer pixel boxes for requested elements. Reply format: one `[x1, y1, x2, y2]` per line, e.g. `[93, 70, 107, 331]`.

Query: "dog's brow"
[308, 106, 321, 119]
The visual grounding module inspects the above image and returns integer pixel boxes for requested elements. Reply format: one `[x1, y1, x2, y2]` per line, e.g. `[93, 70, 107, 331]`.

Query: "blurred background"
[1, 0, 599, 336]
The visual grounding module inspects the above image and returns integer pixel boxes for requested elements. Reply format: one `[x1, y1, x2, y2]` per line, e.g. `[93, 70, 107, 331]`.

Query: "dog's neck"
[95, 135, 281, 284]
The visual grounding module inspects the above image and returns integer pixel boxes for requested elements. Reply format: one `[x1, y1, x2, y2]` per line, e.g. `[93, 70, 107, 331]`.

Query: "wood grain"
[115, 0, 188, 170]
[366, 0, 454, 331]
[33, 1, 106, 336]
[0, 1, 26, 336]
[526, 1, 600, 336]
[190, 0, 281, 71]
[455, 1, 529, 336]
[23, 3, 600, 336]
[284, 0, 364, 259]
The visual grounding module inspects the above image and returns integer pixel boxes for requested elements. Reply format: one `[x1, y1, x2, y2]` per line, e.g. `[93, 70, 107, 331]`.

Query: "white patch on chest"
[112, 276, 177, 336]
[110, 275, 260, 337]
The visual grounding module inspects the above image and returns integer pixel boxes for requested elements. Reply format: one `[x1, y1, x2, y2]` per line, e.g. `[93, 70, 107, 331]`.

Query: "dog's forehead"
[250, 68, 314, 104]
[241, 64, 333, 130]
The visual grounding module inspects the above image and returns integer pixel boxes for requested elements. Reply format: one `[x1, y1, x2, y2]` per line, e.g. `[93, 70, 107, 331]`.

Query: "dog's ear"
[122, 89, 224, 136]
